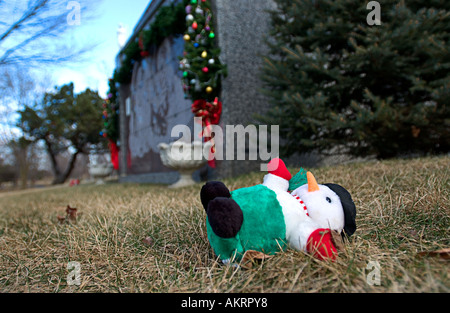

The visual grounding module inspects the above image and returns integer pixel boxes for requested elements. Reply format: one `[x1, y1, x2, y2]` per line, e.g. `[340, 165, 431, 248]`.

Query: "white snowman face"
[291, 173, 345, 233]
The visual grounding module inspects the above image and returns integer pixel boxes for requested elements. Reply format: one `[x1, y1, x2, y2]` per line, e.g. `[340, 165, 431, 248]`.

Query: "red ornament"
[202, 67, 209, 73]
[192, 21, 198, 30]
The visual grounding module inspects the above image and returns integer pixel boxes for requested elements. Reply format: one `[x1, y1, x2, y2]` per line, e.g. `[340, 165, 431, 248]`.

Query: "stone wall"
[119, 35, 194, 183]
[213, 0, 277, 178]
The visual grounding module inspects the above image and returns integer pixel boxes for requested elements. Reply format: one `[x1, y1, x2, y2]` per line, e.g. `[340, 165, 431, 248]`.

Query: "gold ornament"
[206, 86, 213, 93]
[183, 34, 191, 41]
[201, 50, 208, 58]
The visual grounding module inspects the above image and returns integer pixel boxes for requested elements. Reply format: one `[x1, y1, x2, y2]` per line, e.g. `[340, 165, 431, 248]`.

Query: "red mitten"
[307, 229, 338, 261]
[267, 158, 292, 181]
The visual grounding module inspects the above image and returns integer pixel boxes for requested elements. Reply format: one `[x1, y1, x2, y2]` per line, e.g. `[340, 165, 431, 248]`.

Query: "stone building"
[117, 0, 277, 184]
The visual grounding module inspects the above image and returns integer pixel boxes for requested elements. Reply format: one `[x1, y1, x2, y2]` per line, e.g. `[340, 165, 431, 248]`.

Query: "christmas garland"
[100, 79, 119, 141]
[100, 79, 120, 169]
[113, 1, 188, 86]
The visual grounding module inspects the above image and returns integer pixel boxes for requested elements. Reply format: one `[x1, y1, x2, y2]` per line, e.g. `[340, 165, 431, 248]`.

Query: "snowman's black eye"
[326, 197, 332, 203]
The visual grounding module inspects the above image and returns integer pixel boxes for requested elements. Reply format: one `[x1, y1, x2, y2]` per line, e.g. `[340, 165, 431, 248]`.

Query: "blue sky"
[55, 0, 151, 97]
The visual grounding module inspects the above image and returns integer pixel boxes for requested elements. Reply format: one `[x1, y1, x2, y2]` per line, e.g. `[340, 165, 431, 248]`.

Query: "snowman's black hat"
[324, 183, 357, 238]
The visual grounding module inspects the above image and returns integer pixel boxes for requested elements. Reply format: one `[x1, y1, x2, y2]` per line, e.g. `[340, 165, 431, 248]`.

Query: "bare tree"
[0, 0, 99, 67]
[0, 65, 49, 144]
[0, 65, 51, 186]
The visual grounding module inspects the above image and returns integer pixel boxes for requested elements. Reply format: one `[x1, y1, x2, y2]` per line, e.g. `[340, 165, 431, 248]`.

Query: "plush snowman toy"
[201, 158, 356, 263]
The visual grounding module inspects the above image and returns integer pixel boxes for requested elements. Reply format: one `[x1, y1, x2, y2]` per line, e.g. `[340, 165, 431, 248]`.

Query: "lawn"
[0, 156, 448, 293]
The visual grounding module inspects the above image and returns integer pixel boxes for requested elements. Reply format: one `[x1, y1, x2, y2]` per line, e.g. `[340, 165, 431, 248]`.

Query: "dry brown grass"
[0, 156, 448, 293]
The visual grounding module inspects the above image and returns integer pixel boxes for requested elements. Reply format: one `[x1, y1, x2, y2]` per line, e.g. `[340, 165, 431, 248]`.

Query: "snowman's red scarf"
[288, 191, 309, 217]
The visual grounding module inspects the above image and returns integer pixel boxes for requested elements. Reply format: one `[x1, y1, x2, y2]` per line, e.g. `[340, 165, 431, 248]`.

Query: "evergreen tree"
[260, 0, 450, 159]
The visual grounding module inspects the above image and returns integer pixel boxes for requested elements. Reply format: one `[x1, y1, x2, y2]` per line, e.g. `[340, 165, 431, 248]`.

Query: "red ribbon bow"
[191, 98, 222, 127]
[191, 98, 222, 168]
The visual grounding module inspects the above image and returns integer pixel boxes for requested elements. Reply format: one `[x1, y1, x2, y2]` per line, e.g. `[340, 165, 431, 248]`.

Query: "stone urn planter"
[88, 163, 114, 185]
[158, 141, 212, 188]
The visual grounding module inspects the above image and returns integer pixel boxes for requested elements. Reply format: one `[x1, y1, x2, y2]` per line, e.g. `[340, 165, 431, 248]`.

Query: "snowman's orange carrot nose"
[307, 172, 320, 192]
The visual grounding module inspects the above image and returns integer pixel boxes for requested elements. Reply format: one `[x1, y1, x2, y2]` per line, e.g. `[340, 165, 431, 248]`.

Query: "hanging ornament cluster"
[180, 0, 227, 169]
[180, 0, 226, 102]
